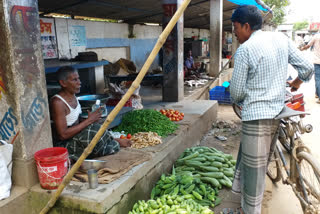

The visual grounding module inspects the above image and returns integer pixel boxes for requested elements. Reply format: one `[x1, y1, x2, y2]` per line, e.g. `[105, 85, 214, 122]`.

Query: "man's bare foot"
[115, 138, 132, 147]
[221, 208, 244, 214]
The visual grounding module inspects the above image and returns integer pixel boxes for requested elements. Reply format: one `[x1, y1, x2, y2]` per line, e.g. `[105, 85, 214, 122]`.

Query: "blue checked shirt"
[230, 30, 314, 121]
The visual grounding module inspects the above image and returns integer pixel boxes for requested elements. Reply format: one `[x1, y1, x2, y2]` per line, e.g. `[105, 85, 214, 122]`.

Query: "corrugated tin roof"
[38, 0, 237, 31]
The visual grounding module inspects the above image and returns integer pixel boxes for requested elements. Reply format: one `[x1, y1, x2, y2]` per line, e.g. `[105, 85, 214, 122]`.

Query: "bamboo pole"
[40, 0, 191, 213]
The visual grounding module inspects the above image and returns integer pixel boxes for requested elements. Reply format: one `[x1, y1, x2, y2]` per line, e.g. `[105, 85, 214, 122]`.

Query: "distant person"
[184, 50, 199, 79]
[50, 66, 131, 161]
[303, 34, 311, 45]
[301, 32, 320, 103]
[295, 35, 304, 49]
[184, 50, 197, 71]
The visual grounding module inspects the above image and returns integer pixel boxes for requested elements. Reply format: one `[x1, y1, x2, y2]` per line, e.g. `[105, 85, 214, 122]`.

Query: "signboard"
[310, 23, 320, 31]
[69, 25, 87, 47]
[40, 18, 58, 59]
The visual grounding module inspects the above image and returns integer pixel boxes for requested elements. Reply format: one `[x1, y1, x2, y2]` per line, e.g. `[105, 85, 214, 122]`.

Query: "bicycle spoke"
[300, 160, 320, 199]
[297, 152, 320, 212]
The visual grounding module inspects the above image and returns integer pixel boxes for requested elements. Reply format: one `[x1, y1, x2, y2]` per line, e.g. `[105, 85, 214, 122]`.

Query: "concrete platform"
[4, 100, 218, 214]
[0, 68, 233, 214]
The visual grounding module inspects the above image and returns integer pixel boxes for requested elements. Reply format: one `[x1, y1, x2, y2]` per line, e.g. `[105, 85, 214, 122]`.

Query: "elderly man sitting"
[50, 66, 131, 161]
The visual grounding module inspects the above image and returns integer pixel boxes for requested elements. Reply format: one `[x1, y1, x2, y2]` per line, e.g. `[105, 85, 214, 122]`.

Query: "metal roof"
[38, 0, 237, 31]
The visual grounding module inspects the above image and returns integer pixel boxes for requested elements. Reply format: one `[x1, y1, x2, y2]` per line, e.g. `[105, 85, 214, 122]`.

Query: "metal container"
[87, 169, 98, 189]
[77, 94, 110, 109]
[80, 159, 107, 172]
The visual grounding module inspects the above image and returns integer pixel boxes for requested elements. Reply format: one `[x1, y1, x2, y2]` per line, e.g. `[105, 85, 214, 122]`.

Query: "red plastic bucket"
[34, 147, 69, 190]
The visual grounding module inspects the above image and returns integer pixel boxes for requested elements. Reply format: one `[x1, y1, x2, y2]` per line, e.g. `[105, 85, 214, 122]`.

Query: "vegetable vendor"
[229, 5, 313, 214]
[50, 66, 132, 161]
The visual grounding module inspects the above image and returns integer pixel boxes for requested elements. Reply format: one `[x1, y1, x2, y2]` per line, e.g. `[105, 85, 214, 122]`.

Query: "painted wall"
[54, 18, 162, 71]
[184, 28, 210, 40]
[54, 18, 210, 72]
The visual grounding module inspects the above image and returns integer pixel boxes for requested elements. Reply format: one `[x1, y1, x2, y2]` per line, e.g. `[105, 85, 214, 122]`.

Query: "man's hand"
[87, 107, 102, 124]
[115, 138, 132, 147]
[300, 44, 310, 51]
[287, 77, 303, 92]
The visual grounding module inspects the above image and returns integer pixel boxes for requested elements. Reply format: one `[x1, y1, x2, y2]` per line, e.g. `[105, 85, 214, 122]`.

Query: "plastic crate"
[209, 86, 232, 104]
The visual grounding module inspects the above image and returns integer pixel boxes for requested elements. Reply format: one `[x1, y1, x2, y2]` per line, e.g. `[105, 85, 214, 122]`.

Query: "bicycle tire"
[296, 151, 320, 213]
[267, 147, 282, 183]
[278, 125, 291, 153]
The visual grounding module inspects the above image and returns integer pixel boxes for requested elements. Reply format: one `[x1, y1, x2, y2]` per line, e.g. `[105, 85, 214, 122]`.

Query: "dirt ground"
[199, 105, 242, 214]
[199, 76, 320, 214]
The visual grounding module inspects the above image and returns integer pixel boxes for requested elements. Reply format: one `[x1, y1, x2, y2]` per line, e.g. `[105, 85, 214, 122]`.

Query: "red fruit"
[127, 134, 132, 139]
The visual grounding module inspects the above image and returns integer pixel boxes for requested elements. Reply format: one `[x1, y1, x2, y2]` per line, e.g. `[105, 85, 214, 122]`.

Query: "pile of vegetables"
[130, 132, 162, 149]
[151, 170, 220, 208]
[159, 109, 184, 121]
[175, 146, 236, 189]
[129, 146, 236, 213]
[114, 109, 178, 137]
[129, 194, 213, 214]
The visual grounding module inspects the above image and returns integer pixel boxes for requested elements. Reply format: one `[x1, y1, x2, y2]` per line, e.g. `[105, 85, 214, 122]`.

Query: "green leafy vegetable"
[114, 109, 178, 137]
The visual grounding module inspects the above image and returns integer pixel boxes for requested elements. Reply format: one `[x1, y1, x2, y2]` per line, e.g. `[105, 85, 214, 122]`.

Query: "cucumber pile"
[129, 146, 236, 214]
[176, 146, 236, 189]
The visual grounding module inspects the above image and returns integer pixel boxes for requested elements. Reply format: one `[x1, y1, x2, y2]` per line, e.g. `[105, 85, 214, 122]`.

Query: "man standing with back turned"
[229, 5, 313, 214]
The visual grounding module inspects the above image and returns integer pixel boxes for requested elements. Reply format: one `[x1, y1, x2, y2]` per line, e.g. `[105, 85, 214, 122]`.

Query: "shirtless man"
[50, 66, 131, 161]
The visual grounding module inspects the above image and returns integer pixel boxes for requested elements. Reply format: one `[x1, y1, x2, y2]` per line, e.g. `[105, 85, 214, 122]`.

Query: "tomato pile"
[159, 109, 184, 121]
[120, 133, 132, 139]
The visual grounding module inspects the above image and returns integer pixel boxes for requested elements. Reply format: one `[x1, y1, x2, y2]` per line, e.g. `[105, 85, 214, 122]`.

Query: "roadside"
[201, 75, 320, 214]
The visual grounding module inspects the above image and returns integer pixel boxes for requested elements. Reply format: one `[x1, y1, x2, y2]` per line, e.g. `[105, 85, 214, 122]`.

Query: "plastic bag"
[0, 140, 13, 200]
[109, 83, 143, 109]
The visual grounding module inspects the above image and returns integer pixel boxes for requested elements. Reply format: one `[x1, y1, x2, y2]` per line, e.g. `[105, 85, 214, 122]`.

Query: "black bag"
[76, 51, 98, 61]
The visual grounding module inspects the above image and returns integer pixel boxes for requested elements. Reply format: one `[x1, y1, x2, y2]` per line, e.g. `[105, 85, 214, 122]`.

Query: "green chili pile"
[114, 109, 178, 137]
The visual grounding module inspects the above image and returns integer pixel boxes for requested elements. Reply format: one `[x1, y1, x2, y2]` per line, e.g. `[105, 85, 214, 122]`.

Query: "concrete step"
[3, 100, 218, 214]
[0, 186, 29, 213]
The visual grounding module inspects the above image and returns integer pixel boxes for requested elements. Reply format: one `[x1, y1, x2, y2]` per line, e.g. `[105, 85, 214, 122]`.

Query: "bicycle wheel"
[296, 151, 320, 213]
[267, 147, 282, 183]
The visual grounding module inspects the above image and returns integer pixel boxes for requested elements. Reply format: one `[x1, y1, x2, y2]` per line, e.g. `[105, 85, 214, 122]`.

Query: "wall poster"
[40, 18, 58, 59]
[69, 25, 87, 47]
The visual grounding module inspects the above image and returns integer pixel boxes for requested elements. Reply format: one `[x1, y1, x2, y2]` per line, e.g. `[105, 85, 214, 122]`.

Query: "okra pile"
[129, 194, 213, 214]
[175, 146, 236, 189]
